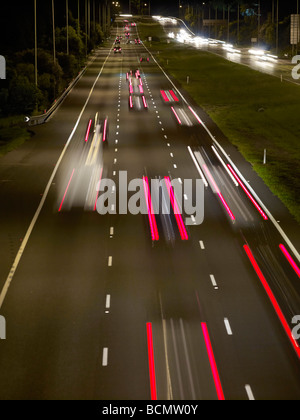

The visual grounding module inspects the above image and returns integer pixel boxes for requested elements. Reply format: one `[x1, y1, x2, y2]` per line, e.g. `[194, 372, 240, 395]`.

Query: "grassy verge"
[137, 20, 167, 43]
[139, 25, 300, 224]
[0, 116, 32, 157]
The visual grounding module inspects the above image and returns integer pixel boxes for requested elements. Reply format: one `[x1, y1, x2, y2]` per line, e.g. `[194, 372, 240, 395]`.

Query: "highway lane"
[138, 41, 296, 396]
[0, 45, 115, 293]
[0, 19, 299, 400]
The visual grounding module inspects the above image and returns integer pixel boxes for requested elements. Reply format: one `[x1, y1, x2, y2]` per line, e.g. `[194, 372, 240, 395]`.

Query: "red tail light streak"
[279, 244, 300, 278]
[244, 244, 300, 359]
[227, 165, 268, 221]
[188, 106, 202, 125]
[171, 107, 182, 125]
[143, 177, 159, 241]
[142, 96, 148, 109]
[160, 90, 169, 102]
[85, 119, 93, 142]
[169, 90, 179, 102]
[103, 118, 108, 142]
[201, 323, 225, 401]
[164, 177, 189, 241]
[202, 164, 236, 222]
[58, 169, 75, 212]
[146, 323, 157, 401]
[129, 96, 133, 109]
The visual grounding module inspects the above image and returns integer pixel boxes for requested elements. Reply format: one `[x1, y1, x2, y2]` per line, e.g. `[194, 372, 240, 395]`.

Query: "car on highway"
[139, 56, 150, 63]
[114, 46, 122, 54]
[160, 89, 180, 104]
[128, 69, 148, 111]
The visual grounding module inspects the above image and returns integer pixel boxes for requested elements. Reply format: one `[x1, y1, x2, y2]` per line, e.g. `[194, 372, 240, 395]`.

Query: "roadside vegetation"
[0, 9, 112, 157]
[138, 22, 300, 223]
[0, 19, 106, 119]
[0, 116, 32, 157]
[136, 18, 166, 43]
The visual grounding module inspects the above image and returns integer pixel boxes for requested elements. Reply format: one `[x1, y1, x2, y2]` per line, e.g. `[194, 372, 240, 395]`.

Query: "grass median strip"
[0, 116, 32, 157]
[139, 25, 300, 223]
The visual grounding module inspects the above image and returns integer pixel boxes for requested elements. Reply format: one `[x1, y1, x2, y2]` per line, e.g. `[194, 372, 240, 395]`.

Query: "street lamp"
[297, 0, 299, 55]
[179, 0, 182, 18]
[34, 0, 38, 87]
[276, 0, 279, 55]
[257, 0, 261, 46]
[66, 0, 69, 55]
[52, 0, 56, 64]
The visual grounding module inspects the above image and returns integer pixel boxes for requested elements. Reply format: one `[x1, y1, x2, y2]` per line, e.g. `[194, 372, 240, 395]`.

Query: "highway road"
[0, 18, 299, 400]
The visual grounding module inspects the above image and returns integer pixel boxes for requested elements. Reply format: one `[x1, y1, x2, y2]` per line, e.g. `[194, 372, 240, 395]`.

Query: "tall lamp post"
[52, 0, 56, 64]
[258, 0, 261, 46]
[227, 5, 230, 43]
[66, 0, 69, 55]
[34, 0, 38, 87]
[276, 0, 279, 55]
[297, 0, 299, 55]
[237, 2, 240, 45]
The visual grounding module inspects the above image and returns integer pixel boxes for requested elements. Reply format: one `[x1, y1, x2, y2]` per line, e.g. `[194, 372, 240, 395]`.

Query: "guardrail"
[27, 52, 99, 127]
[169, 16, 196, 37]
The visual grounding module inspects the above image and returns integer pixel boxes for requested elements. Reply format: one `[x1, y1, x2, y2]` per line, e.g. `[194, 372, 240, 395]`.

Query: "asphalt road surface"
[0, 18, 299, 400]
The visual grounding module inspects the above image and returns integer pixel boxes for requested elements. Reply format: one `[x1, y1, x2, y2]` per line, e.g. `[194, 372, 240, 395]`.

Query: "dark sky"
[132, 0, 300, 17]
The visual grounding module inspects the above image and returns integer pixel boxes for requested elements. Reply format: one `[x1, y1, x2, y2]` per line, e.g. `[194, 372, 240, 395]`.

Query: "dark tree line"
[0, 1, 113, 117]
[180, 0, 294, 50]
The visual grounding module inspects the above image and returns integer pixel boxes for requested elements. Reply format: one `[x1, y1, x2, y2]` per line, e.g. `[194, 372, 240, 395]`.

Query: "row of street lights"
[34, 0, 113, 88]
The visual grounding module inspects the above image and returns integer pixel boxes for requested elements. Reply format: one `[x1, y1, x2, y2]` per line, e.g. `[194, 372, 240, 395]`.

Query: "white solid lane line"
[0, 44, 115, 310]
[187, 146, 209, 188]
[211, 145, 239, 187]
[143, 41, 300, 263]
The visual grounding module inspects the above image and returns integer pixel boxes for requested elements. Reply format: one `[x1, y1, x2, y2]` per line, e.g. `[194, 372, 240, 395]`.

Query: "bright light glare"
[249, 49, 266, 56]
[223, 43, 241, 54]
[194, 37, 209, 46]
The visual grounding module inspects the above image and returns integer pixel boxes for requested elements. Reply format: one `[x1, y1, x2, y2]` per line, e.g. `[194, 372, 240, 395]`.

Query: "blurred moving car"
[114, 46, 122, 54]
[127, 69, 148, 111]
